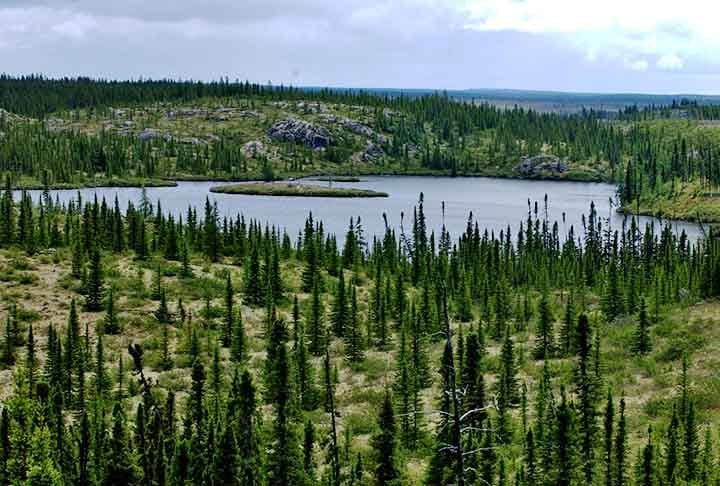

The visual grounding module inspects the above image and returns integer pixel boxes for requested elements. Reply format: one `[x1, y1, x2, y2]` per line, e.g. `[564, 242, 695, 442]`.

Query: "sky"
[0, 0, 718, 94]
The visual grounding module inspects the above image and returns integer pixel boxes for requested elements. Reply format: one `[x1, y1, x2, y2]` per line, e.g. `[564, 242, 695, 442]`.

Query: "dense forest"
[0, 179, 717, 485]
[0, 76, 720, 485]
[2, 76, 720, 224]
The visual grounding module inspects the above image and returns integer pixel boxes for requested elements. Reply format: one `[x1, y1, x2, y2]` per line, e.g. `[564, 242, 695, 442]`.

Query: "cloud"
[462, 0, 720, 72]
[0, 0, 715, 93]
[657, 54, 684, 71]
[625, 58, 649, 72]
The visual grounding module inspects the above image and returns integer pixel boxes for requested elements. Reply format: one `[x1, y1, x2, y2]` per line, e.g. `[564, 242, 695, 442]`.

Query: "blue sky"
[0, 0, 718, 94]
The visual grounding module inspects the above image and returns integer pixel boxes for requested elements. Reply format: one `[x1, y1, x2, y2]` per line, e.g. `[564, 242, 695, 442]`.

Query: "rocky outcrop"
[341, 118, 374, 138]
[363, 141, 385, 162]
[267, 118, 331, 149]
[241, 140, 268, 159]
[515, 154, 567, 177]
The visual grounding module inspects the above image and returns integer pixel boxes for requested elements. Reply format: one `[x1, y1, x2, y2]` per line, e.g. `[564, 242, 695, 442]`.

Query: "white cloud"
[625, 58, 649, 72]
[462, 0, 720, 70]
[657, 54, 684, 71]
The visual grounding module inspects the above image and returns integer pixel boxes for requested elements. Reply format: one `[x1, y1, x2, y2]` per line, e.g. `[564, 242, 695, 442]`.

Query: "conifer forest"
[1, 76, 720, 486]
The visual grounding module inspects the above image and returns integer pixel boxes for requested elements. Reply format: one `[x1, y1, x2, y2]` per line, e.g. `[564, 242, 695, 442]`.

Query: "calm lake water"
[25, 176, 702, 243]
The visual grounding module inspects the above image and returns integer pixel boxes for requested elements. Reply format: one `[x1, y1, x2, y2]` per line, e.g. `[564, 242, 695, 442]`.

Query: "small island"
[209, 182, 388, 198]
[313, 176, 362, 183]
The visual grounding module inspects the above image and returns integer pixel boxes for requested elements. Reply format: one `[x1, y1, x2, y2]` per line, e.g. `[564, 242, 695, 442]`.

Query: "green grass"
[209, 182, 389, 198]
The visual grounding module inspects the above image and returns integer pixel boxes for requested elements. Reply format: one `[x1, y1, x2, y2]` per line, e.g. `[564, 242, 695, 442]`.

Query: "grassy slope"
[32, 97, 612, 188]
[620, 119, 720, 223]
[0, 247, 714, 478]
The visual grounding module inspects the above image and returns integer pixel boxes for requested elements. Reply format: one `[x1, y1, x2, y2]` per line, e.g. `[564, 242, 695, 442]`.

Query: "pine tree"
[160, 321, 173, 371]
[634, 296, 651, 355]
[189, 357, 205, 427]
[104, 287, 119, 335]
[222, 272, 234, 347]
[614, 397, 628, 486]
[244, 242, 263, 306]
[534, 290, 554, 359]
[303, 420, 316, 481]
[324, 350, 341, 486]
[498, 329, 518, 440]
[372, 391, 400, 486]
[683, 400, 699, 482]
[666, 407, 680, 486]
[266, 318, 306, 486]
[0, 408, 7, 485]
[559, 291, 576, 356]
[307, 281, 325, 356]
[85, 247, 104, 311]
[155, 288, 170, 323]
[555, 387, 579, 486]
[230, 305, 245, 363]
[105, 402, 138, 485]
[575, 314, 596, 483]
[231, 369, 263, 486]
[603, 389, 614, 486]
[1, 311, 13, 367]
[294, 330, 318, 411]
[344, 282, 364, 363]
[331, 269, 348, 337]
[25, 324, 36, 396]
[639, 426, 656, 486]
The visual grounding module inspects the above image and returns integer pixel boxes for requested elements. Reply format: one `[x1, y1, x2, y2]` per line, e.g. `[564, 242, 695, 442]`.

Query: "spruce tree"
[104, 287, 119, 335]
[372, 391, 400, 486]
[331, 269, 348, 337]
[230, 306, 245, 363]
[344, 282, 364, 363]
[614, 397, 628, 486]
[85, 247, 104, 311]
[307, 281, 325, 356]
[534, 290, 554, 359]
[634, 296, 651, 355]
[223, 272, 234, 348]
[266, 318, 306, 486]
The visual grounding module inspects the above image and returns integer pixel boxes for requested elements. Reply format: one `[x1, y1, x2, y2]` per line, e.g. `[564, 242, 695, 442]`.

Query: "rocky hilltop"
[267, 118, 331, 149]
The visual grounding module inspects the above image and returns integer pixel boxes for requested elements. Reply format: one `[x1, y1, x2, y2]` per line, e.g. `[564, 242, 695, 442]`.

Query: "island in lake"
[209, 182, 388, 197]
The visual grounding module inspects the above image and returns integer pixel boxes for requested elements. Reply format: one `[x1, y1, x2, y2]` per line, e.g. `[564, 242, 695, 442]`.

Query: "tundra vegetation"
[0, 77, 718, 485]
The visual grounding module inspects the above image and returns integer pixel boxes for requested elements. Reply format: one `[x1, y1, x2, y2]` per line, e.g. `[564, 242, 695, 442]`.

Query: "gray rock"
[363, 141, 385, 161]
[515, 155, 567, 177]
[241, 140, 267, 159]
[341, 118, 374, 137]
[137, 128, 163, 141]
[267, 118, 331, 149]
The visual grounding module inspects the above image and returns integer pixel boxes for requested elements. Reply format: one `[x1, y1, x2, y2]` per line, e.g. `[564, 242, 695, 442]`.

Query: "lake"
[24, 176, 702, 243]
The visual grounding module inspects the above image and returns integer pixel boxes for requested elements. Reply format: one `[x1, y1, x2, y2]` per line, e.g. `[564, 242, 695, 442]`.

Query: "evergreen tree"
[104, 287, 120, 335]
[85, 247, 104, 311]
[634, 296, 651, 355]
[223, 272, 234, 348]
[230, 305, 245, 363]
[266, 318, 306, 486]
[344, 282, 364, 363]
[534, 290, 554, 359]
[331, 269, 348, 337]
[307, 281, 326, 356]
[372, 391, 400, 486]
[105, 402, 138, 485]
[613, 397, 628, 486]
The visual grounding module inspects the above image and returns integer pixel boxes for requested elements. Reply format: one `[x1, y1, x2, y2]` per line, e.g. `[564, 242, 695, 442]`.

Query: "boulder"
[241, 140, 267, 159]
[363, 141, 385, 161]
[515, 154, 567, 177]
[341, 118, 374, 137]
[267, 118, 331, 149]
